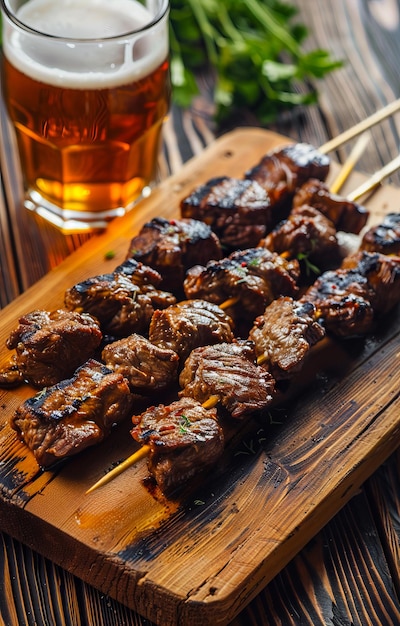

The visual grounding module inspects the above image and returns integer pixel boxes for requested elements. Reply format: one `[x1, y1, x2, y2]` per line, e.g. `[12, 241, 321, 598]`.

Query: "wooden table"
[0, 1, 399, 624]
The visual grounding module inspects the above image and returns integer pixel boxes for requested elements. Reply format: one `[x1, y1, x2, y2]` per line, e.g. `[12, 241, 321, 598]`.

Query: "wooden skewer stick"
[319, 98, 400, 154]
[329, 132, 371, 194]
[346, 153, 400, 202]
[85, 395, 221, 494]
[86, 445, 150, 494]
[219, 296, 240, 310]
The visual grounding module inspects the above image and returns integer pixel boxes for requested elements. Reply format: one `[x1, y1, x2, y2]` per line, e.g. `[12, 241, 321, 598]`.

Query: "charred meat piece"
[301, 269, 376, 337]
[126, 217, 222, 295]
[149, 299, 235, 363]
[64, 265, 175, 337]
[0, 355, 24, 388]
[183, 248, 300, 322]
[102, 334, 179, 393]
[341, 250, 400, 313]
[114, 258, 178, 312]
[179, 340, 276, 419]
[245, 143, 330, 211]
[248, 297, 325, 379]
[2, 310, 102, 388]
[113, 258, 164, 287]
[180, 176, 272, 250]
[360, 213, 400, 256]
[11, 359, 134, 467]
[131, 397, 224, 493]
[293, 178, 369, 234]
[261, 205, 340, 272]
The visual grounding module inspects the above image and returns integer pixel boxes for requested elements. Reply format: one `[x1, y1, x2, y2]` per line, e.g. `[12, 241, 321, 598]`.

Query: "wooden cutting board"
[0, 129, 399, 626]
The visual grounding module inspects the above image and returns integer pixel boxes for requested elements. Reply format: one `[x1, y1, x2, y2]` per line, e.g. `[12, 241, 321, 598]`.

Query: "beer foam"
[3, 0, 169, 88]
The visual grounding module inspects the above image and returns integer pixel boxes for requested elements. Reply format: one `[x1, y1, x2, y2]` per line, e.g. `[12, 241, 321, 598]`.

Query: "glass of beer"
[0, 0, 170, 232]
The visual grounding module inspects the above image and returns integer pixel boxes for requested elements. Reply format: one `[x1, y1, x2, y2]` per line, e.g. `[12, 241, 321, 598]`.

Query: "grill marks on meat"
[126, 217, 222, 296]
[1, 310, 102, 388]
[180, 176, 272, 250]
[179, 341, 275, 419]
[293, 179, 369, 234]
[149, 299, 235, 362]
[360, 213, 400, 255]
[183, 248, 300, 321]
[302, 270, 376, 337]
[245, 143, 330, 207]
[64, 260, 175, 337]
[249, 297, 325, 379]
[12, 359, 134, 467]
[102, 334, 179, 393]
[131, 397, 224, 493]
[341, 250, 400, 314]
[303, 250, 400, 337]
[261, 205, 340, 272]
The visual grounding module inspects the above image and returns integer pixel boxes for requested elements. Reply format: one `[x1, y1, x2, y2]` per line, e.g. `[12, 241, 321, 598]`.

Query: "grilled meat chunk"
[64, 263, 175, 337]
[11, 359, 134, 467]
[301, 269, 376, 337]
[183, 248, 300, 322]
[261, 205, 340, 272]
[180, 176, 272, 250]
[102, 334, 179, 393]
[2, 310, 102, 388]
[179, 340, 276, 419]
[149, 299, 235, 362]
[248, 297, 325, 379]
[293, 178, 369, 234]
[360, 213, 400, 255]
[245, 143, 330, 209]
[113, 258, 163, 287]
[0, 355, 24, 388]
[341, 250, 400, 313]
[126, 217, 222, 296]
[131, 397, 224, 493]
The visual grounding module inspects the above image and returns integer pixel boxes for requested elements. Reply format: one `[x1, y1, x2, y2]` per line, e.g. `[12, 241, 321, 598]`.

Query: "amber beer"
[1, 0, 170, 230]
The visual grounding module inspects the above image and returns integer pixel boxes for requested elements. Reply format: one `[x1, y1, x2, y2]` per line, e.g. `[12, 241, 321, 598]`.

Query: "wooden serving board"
[0, 129, 399, 626]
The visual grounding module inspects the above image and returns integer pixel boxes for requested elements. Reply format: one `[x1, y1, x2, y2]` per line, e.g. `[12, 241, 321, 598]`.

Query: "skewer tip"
[85, 445, 150, 495]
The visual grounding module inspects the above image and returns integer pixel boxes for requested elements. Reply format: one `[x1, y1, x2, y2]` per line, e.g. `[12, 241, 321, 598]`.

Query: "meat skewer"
[85, 241, 400, 494]
[64, 259, 176, 338]
[248, 297, 325, 378]
[183, 247, 300, 326]
[87, 339, 278, 494]
[85, 394, 223, 494]
[125, 217, 223, 297]
[86, 297, 327, 494]
[0, 310, 103, 389]
[181, 143, 331, 250]
[11, 359, 134, 468]
[259, 205, 341, 276]
[11, 297, 236, 468]
[300, 250, 400, 337]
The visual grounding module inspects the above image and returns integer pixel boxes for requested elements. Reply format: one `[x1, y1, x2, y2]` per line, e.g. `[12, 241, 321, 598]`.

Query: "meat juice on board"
[1, 0, 170, 221]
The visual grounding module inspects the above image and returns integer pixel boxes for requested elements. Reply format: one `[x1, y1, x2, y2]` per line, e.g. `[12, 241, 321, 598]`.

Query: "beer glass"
[0, 0, 170, 232]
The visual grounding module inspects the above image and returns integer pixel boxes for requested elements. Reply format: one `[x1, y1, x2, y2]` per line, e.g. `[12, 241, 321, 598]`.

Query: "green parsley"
[170, 0, 342, 125]
[179, 414, 192, 434]
[297, 251, 321, 276]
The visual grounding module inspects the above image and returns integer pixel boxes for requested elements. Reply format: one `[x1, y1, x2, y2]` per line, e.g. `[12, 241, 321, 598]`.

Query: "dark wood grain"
[1, 1, 400, 625]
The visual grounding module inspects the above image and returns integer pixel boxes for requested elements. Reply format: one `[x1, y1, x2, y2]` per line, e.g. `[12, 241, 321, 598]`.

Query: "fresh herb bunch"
[169, 0, 342, 124]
